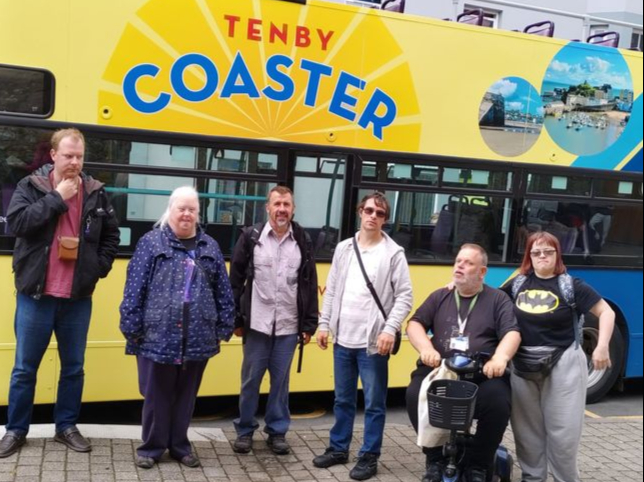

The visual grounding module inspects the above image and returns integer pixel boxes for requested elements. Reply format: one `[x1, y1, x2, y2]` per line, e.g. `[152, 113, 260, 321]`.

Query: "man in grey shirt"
[313, 192, 413, 481]
[229, 186, 318, 455]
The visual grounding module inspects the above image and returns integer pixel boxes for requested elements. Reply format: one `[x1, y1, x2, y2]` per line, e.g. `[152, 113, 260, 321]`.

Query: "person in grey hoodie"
[312, 192, 413, 481]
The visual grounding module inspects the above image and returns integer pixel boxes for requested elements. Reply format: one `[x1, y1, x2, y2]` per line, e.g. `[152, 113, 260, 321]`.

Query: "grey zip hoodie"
[319, 232, 413, 355]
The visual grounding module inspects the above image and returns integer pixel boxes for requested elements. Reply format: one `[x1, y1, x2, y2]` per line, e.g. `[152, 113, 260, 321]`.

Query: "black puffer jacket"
[7, 165, 120, 299]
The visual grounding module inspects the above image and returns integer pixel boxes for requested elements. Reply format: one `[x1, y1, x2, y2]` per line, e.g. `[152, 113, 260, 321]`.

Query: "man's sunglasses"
[362, 207, 387, 219]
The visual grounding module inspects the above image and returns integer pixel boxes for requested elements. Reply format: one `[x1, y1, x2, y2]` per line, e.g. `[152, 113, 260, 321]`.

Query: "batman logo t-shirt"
[516, 289, 559, 314]
[502, 274, 601, 347]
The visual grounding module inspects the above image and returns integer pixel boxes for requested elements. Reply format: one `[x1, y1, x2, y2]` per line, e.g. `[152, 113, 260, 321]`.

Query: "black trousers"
[405, 363, 511, 472]
[136, 356, 208, 460]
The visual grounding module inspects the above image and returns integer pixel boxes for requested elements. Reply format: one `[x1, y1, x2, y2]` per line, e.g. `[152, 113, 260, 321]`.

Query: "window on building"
[631, 30, 643, 51]
[590, 24, 610, 36]
[464, 4, 500, 28]
[345, 0, 380, 8]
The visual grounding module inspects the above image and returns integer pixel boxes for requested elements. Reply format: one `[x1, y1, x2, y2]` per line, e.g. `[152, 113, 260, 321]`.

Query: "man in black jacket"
[0, 128, 120, 458]
[229, 185, 318, 455]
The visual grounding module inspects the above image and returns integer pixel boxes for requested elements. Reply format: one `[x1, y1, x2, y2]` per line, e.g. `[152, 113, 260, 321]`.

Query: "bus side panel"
[0, 256, 58, 405]
[568, 268, 644, 379]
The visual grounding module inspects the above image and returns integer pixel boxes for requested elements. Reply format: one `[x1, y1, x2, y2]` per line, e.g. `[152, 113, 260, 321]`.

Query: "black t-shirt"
[410, 285, 519, 358]
[501, 274, 601, 347]
[180, 236, 197, 252]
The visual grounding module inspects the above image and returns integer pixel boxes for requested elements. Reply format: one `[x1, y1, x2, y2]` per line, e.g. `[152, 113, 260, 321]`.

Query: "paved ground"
[0, 417, 641, 482]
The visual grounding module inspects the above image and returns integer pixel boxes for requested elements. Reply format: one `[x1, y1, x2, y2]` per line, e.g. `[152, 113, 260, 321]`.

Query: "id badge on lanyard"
[450, 290, 480, 352]
[450, 332, 470, 351]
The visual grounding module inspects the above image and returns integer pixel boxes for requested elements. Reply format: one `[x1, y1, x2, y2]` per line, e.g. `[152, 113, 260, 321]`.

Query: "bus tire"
[583, 314, 624, 404]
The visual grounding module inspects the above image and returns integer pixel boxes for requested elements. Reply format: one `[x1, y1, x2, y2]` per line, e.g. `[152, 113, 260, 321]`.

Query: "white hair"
[155, 186, 200, 228]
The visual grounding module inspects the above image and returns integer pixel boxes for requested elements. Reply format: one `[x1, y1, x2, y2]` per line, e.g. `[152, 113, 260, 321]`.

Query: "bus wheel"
[583, 314, 624, 404]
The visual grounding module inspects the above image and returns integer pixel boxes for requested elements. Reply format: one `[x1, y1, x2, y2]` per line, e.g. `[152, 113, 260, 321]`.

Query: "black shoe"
[0, 432, 26, 458]
[53, 426, 91, 452]
[267, 434, 290, 455]
[468, 467, 487, 482]
[349, 453, 378, 481]
[232, 434, 253, 454]
[135, 455, 156, 469]
[422, 461, 444, 482]
[177, 453, 200, 468]
[312, 447, 349, 468]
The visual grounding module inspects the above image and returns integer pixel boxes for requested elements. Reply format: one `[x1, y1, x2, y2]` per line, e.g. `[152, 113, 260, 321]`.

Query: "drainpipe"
[582, 14, 591, 41]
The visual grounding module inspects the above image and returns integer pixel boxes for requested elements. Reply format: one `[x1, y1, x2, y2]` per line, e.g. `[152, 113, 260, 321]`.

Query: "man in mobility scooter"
[405, 244, 521, 482]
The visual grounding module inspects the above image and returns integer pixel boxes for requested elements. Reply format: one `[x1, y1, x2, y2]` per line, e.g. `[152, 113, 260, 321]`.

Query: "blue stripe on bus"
[566, 268, 643, 379]
[572, 94, 643, 173]
[621, 148, 643, 173]
[485, 267, 518, 290]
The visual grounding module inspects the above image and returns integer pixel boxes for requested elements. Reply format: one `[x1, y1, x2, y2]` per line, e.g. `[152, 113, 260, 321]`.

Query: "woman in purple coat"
[120, 186, 234, 469]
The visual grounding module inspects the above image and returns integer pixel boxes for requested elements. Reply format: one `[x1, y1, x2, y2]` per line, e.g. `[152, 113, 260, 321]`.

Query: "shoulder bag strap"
[558, 273, 581, 349]
[352, 236, 387, 321]
[511, 274, 528, 300]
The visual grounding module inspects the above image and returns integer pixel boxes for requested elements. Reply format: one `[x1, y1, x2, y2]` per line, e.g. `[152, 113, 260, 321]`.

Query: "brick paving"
[0, 418, 641, 481]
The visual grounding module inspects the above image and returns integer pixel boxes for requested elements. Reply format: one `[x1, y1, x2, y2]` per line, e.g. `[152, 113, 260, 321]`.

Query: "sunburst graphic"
[98, 0, 421, 151]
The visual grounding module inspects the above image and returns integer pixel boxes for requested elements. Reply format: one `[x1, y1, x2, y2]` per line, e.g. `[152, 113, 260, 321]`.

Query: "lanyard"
[183, 251, 196, 303]
[454, 289, 482, 335]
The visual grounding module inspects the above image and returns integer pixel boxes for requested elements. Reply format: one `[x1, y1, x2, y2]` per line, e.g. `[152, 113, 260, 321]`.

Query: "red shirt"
[44, 175, 83, 298]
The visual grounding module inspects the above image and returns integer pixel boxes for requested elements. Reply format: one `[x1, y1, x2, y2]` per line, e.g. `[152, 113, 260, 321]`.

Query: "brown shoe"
[53, 427, 91, 452]
[0, 432, 26, 458]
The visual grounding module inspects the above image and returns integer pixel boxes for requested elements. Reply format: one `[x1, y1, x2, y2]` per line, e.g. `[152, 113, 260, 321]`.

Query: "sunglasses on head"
[362, 207, 387, 218]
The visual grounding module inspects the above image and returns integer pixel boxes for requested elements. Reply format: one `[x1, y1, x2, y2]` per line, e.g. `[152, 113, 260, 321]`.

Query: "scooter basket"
[427, 379, 478, 430]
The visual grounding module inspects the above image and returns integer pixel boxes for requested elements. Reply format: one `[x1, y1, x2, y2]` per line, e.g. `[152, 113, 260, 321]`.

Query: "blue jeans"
[234, 330, 298, 437]
[6, 294, 92, 435]
[329, 344, 389, 456]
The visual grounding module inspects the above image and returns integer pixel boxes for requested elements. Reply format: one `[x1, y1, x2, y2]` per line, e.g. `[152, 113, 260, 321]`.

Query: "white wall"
[320, 0, 642, 47]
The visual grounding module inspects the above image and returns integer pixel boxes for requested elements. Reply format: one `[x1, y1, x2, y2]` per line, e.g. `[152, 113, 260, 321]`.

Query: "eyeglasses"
[362, 207, 387, 219]
[530, 248, 557, 257]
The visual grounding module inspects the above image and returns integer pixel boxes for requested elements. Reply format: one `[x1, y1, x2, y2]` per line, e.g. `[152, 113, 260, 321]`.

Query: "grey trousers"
[511, 344, 588, 482]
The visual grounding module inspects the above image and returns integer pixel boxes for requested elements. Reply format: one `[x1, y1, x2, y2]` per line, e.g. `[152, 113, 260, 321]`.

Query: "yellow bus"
[1, 0, 642, 405]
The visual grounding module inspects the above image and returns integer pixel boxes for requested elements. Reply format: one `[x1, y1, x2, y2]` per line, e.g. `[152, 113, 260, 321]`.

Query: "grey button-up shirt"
[250, 223, 302, 336]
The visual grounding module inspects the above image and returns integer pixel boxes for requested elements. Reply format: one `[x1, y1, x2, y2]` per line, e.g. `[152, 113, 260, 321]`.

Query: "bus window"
[84, 169, 275, 255]
[520, 199, 643, 266]
[85, 139, 279, 175]
[442, 168, 512, 191]
[0, 65, 54, 117]
[85, 170, 196, 251]
[527, 172, 592, 196]
[294, 154, 346, 259]
[206, 149, 278, 175]
[595, 179, 643, 200]
[357, 188, 512, 263]
[202, 179, 275, 255]
[0, 126, 53, 240]
[361, 159, 439, 186]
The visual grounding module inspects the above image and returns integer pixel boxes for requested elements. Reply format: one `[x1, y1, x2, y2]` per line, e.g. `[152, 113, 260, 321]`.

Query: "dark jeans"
[329, 344, 389, 456]
[6, 293, 92, 435]
[406, 363, 511, 472]
[137, 356, 208, 459]
[234, 330, 298, 437]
